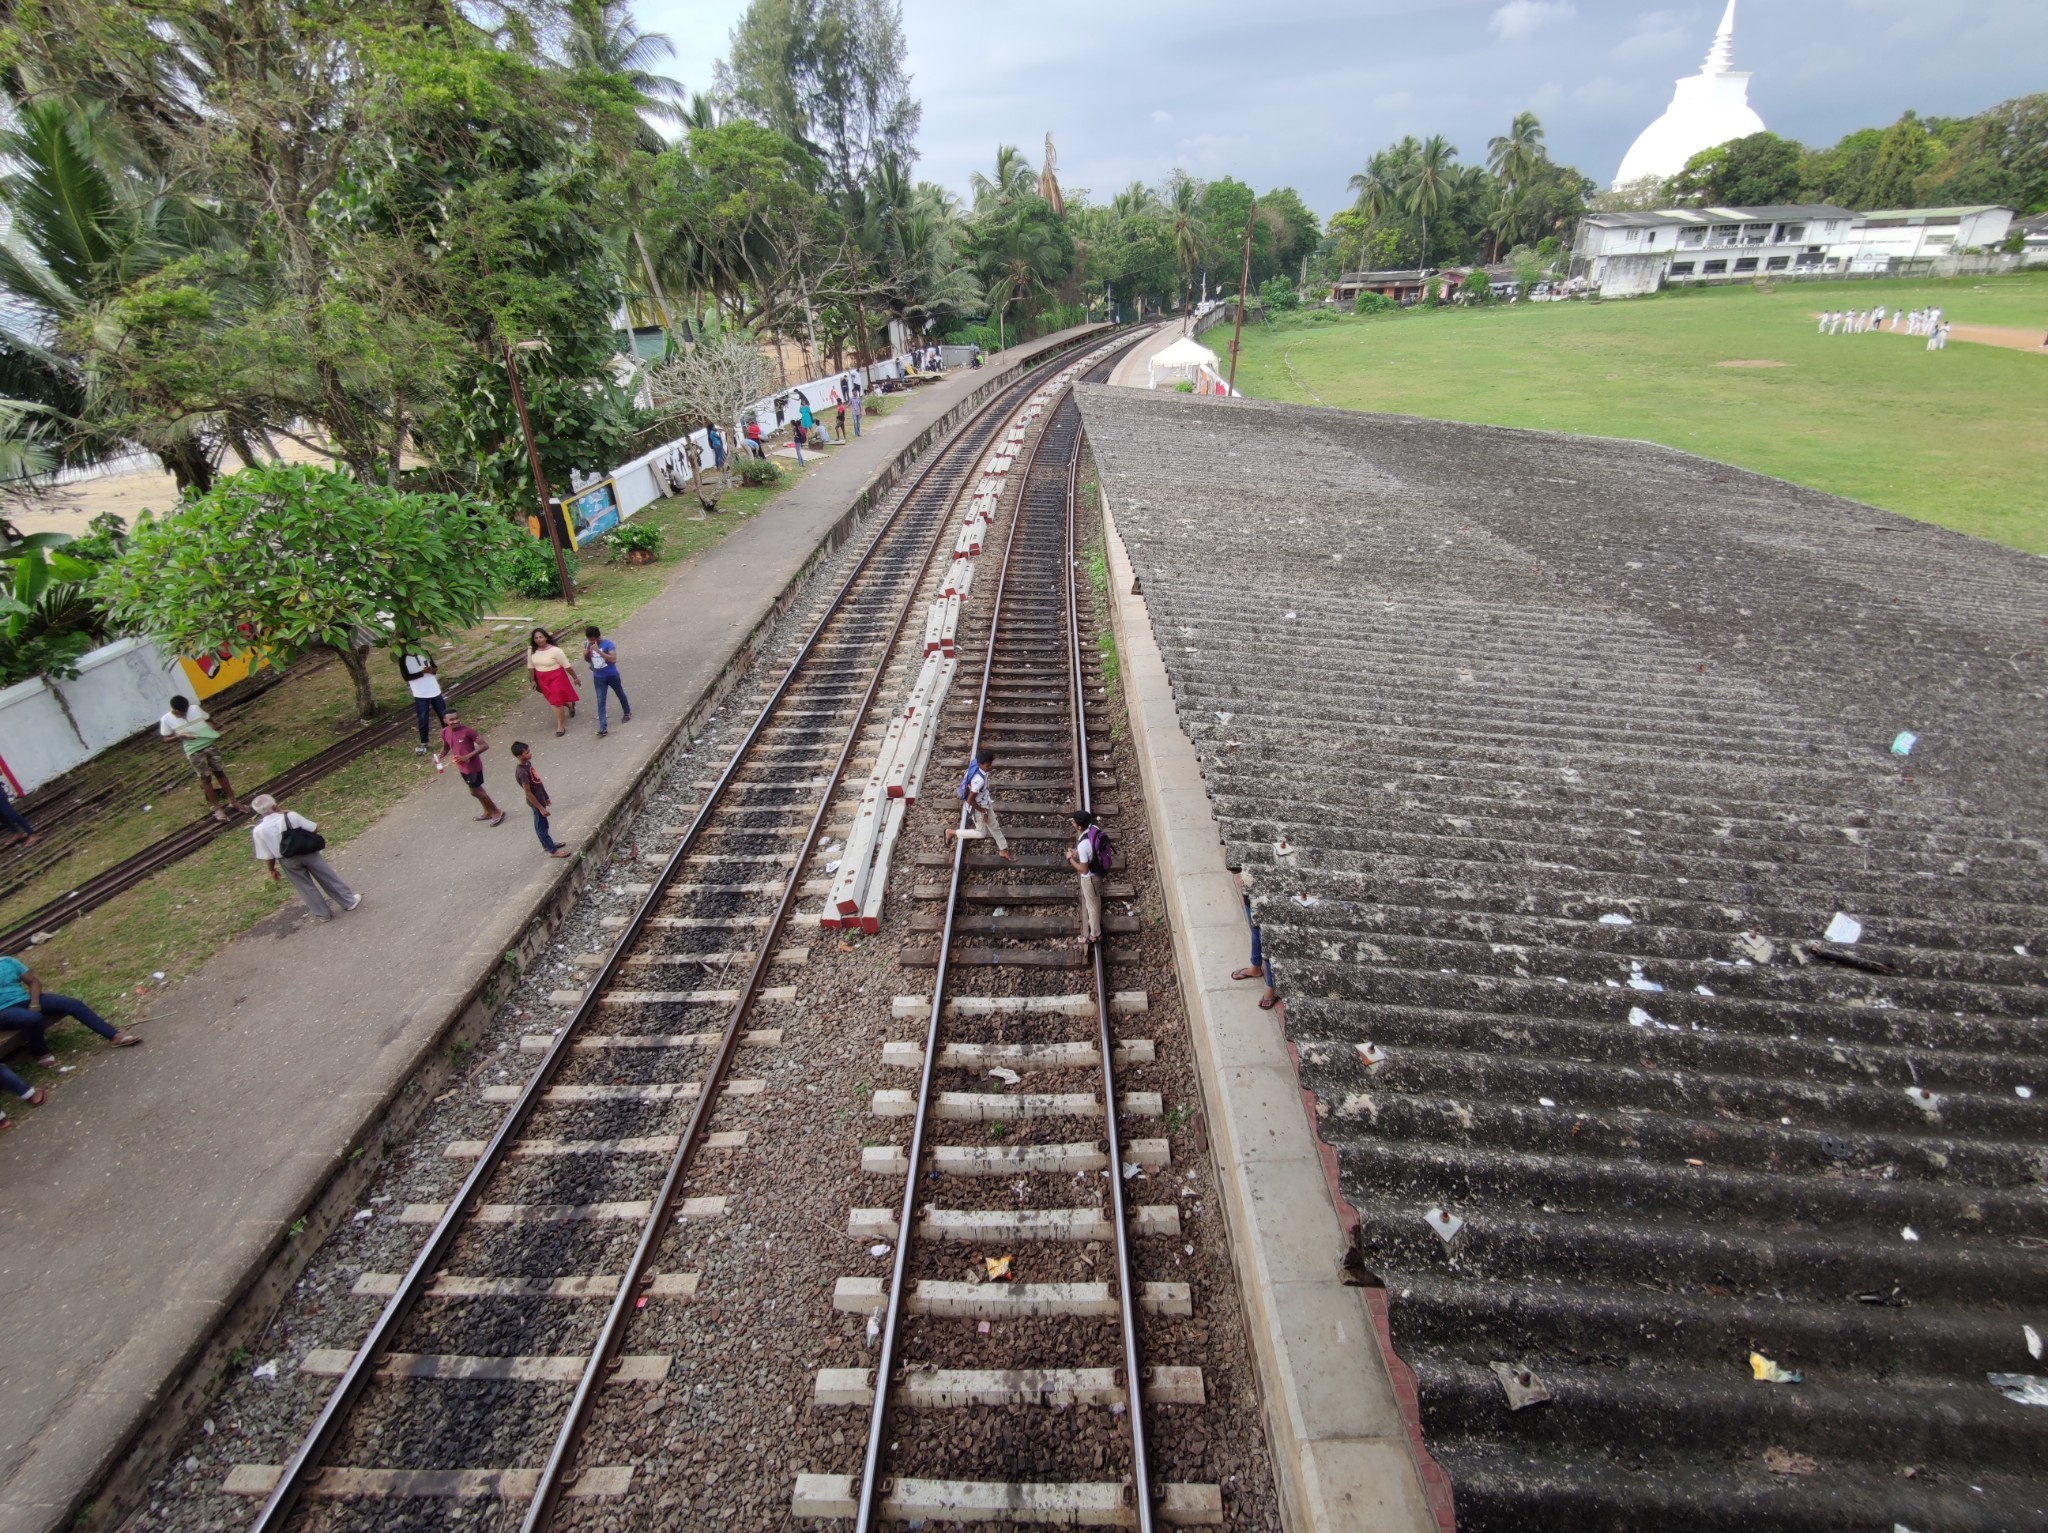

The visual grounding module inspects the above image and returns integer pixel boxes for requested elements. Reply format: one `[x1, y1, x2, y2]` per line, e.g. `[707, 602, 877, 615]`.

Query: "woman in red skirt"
[527, 627, 581, 736]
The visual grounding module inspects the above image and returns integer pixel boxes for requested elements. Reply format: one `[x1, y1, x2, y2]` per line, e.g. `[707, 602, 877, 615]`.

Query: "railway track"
[791, 380, 1221, 1527]
[228, 332, 1135, 1532]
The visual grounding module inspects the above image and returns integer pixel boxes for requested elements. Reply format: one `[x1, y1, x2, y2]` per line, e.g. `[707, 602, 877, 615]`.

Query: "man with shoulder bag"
[250, 792, 360, 923]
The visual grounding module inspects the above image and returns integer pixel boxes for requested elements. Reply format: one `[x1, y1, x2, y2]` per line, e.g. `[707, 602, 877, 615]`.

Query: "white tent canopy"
[1147, 336, 1220, 388]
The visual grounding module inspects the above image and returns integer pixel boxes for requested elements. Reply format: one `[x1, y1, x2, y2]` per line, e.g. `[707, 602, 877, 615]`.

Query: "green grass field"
[1231, 272, 2048, 553]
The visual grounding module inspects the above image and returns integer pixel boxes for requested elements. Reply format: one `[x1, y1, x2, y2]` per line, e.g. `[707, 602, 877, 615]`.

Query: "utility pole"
[503, 339, 577, 607]
[1226, 201, 1256, 398]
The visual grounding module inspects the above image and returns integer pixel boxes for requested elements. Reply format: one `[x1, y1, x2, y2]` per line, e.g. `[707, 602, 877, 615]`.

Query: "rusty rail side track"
[0, 650, 528, 955]
[248, 335, 1112, 1533]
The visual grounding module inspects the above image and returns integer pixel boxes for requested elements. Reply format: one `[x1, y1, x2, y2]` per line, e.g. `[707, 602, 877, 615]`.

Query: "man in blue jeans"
[582, 625, 632, 738]
[0, 954, 141, 1094]
[512, 742, 571, 858]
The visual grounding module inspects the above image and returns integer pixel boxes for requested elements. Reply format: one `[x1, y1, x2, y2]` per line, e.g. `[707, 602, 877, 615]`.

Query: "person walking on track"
[160, 695, 241, 822]
[1068, 809, 1107, 956]
[583, 624, 632, 738]
[527, 627, 581, 736]
[250, 793, 359, 922]
[438, 709, 507, 826]
[398, 648, 448, 754]
[0, 953, 142, 1085]
[946, 746, 1013, 860]
[512, 741, 571, 858]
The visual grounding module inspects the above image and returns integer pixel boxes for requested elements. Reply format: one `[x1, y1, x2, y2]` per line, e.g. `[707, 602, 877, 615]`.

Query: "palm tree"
[978, 216, 1063, 350]
[561, 0, 690, 127]
[1111, 181, 1157, 222]
[1402, 134, 1457, 268]
[971, 145, 1035, 213]
[1487, 111, 1546, 190]
[1163, 171, 1204, 314]
[0, 96, 220, 489]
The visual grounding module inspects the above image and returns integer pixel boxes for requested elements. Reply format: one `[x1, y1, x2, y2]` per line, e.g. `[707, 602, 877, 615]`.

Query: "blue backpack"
[957, 760, 982, 802]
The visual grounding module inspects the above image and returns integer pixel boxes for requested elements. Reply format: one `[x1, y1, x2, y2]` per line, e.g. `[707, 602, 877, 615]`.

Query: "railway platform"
[0, 327, 1103, 1533]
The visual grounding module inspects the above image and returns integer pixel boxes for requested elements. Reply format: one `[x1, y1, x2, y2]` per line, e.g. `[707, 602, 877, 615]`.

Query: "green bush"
[1259, 275, 1301, 312]
[1352, 291, 1394, 315]
[609, 519, 663, 558]
[734, 455, 781, 486]
[1174, 380, 1196, 393]
[506, 536, 574, 599]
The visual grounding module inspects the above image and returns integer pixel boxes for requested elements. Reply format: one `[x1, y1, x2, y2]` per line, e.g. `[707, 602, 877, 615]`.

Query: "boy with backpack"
[946, 747, 1013, 860]
[1067, 809, 1115, 955]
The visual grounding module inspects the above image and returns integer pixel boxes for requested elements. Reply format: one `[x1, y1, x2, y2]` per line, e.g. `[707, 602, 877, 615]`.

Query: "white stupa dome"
[1613, 0, 1765, 187]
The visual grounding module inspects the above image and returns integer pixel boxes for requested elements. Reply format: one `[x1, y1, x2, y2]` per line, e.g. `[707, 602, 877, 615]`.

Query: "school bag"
[1083, 823, 1116, 873]
[957, 761, 983, 802]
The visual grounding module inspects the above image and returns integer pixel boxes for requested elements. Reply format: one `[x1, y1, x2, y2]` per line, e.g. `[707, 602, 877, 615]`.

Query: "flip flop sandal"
[1231, 966, 1263, 981]
[1258, 993, 1281, 1011]
[110, 1034, 143, 1047]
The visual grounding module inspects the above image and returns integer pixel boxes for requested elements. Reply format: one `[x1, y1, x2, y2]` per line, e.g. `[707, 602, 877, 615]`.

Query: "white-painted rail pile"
[825, 354, 1106, 937]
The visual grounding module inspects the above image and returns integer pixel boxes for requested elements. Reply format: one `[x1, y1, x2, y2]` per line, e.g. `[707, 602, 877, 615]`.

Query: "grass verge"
[3, 468, 806, 1072]
[1231, 271, 2048, 552]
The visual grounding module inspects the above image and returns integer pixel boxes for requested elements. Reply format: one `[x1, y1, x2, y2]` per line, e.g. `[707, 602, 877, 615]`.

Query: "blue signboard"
[566, 480, 621, 546]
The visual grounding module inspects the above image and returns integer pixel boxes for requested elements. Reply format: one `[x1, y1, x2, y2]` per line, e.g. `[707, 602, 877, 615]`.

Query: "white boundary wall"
[600, 356, 911, 520]
[0, 637, 185, 792]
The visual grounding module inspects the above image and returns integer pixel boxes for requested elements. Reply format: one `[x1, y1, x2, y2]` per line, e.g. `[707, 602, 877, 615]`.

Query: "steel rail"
[520, 344, 1096, 1531]
[250, 339, 1094, 1533]
[1064, 409, 1157, 1527]
[852, 355, 1156, 1532]
[0, 651, 529, 954]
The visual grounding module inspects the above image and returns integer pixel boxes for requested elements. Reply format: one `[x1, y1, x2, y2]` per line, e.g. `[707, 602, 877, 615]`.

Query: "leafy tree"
[1862, 111, 1937, 208]
[96, 464, 521, 720]
[1666, 131, 1803, 206]
[718, 0, 920, 202]
[1257, 187, 1322, 282]
[970, 197, 1071, 348]
[1915, 94, 2048, 212]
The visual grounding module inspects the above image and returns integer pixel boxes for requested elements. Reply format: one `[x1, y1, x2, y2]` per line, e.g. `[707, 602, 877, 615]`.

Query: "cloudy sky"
[639, 0, 2047, 214]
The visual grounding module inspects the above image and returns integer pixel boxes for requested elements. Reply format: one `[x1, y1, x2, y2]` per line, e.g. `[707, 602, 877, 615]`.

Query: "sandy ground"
[8, 438, 337, 536]
[1808, 314, 2048, 354]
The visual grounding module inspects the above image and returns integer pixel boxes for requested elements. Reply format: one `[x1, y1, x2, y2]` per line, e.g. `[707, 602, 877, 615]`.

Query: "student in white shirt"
[398, 649, 447, 754]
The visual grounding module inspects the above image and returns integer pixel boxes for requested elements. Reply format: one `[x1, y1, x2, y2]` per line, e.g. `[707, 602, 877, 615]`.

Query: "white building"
[1614, 0, 1765, 189]
[1831, 206, 2015, 270]
[1571, 205, 1856, 296]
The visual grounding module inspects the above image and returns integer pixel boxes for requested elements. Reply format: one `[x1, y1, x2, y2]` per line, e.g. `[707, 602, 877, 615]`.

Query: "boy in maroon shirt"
[438, 709, 506, 826]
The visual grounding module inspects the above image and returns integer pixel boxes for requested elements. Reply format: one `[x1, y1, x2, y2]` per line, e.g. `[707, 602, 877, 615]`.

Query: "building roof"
[1076, 382, 2048, 1531]
[1334, 269, 1433, 283]
[1584, 204, 1855, 228]
[1856, 205, 2012, 221]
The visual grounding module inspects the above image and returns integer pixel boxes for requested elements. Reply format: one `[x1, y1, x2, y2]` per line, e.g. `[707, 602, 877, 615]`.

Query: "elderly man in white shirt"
[250, 793, 359, 923]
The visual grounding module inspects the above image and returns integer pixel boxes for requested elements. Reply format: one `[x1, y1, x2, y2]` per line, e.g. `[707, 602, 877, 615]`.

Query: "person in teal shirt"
[0, 955, 141, 1112]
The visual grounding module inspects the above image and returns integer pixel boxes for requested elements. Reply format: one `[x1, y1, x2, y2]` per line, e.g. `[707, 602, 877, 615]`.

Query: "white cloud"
[1151, 109, 1174, 126]
[1490, 0, 1576, 42]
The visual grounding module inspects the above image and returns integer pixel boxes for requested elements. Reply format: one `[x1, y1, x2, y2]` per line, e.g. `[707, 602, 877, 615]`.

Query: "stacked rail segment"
[225, 337, 1109, 1533]
[795, 376, 1223, 1526]
[825, 352, 1119, 940]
